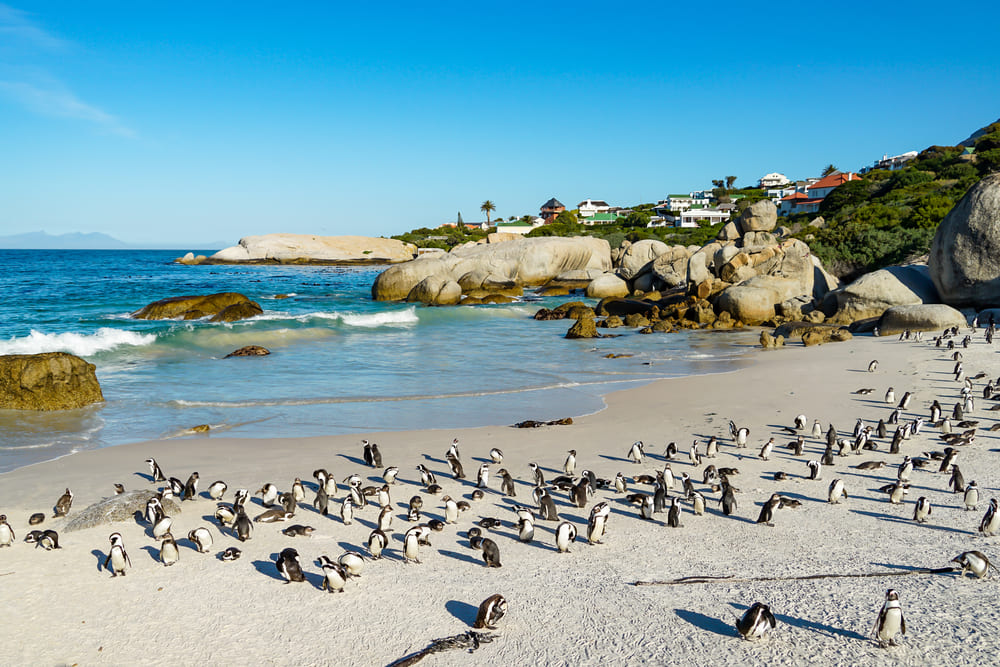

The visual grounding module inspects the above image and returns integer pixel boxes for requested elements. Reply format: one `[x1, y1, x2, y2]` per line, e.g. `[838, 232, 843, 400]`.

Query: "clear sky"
[1, 2, 998, 247]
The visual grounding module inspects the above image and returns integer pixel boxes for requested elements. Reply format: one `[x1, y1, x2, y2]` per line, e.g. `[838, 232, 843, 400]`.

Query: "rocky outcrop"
[132, 293, 263, 322]
[928, 173, 1000, 309]
[650, 246, 694, 288]
[224, 345, 271, 358]
[715, 286, 776, 325]
[66, 490, 180, 532]
[0, 352, 104, 411]
[827, 266, 938, 323]
[196, 234, 417, 265]
[407, 276, 463, 305]
[565, 316, 599, 339]
[618, 239, 669, 280]
[373, 237, 611, 301]
[737, 200, 777, 233]
[876, 304, 967, 335]
[585, 274, 629, 299]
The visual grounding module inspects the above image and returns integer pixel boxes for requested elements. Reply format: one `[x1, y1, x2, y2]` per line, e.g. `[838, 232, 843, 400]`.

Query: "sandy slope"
[2, 331, 999, 666]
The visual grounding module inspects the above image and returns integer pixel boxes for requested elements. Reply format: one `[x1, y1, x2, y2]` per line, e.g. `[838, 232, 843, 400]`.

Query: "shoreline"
[3, 332, 999, 665]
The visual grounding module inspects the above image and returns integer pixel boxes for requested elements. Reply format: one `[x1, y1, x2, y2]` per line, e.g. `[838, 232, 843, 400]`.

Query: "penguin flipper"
[764, 608, 776, 629]
[900, 613, 906, 635]
[102, 554, 111, 571]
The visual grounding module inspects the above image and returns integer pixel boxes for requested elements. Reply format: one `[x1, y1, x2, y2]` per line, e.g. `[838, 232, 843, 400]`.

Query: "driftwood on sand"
[387, 631, 498, 666]
[632, 566, 957, 586]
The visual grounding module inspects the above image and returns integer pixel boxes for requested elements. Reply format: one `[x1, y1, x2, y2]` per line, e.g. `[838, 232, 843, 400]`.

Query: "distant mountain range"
[0, 231, 227, 250]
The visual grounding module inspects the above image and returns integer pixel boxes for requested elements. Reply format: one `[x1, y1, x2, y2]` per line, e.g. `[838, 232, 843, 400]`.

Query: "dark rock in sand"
[66, 490, 180, 532]
[566, 318, 600, 339]
[224, 345, 271, 358]
[513, 417, 573, 428]
[0, 352, 104, 411]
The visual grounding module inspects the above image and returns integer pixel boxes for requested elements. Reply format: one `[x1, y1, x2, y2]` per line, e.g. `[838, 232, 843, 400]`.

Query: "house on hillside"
[777, 172, 860, 216]
[540, 198, 565, 222]
[495, 220, 542, 235]
[651, 207, 732, 228]
[758, 172, 790, 188]
[860, 151, 918, 173]
[577, 199, 610, 219]
[581, 211, 625, 226]
[438, 221, 490, 231]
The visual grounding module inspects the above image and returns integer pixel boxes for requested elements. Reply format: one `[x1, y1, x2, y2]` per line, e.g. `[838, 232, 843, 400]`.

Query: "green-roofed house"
[581, 211, 626, 226]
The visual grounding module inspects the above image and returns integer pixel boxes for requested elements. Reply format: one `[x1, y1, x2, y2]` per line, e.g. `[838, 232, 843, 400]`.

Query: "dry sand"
[2, 331, 999, 666]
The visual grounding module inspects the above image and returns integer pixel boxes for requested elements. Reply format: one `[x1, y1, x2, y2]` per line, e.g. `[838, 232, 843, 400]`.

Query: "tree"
[480, 200, 496, 224]
[822, 164, 838, 177]
[725, 175, 737, 190]
[711, 179, 725, 189]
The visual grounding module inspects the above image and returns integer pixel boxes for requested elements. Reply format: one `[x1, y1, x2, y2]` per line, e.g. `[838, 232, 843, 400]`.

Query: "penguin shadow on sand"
[438, 547, 484, 567]
[139, 545, 161, 563]
[674, 609, 737, 638]
[769, 490, 822, 505]
[850, 508, 976, 535]
[337, 453, 368, 467]
[729, 602, 868, 641]
[599, 454, 635, 464]
[872, 560, 960, 577]
[445, 600, 479, 626]
[133, 471, 156, 483]
[90, 548, 109, 572]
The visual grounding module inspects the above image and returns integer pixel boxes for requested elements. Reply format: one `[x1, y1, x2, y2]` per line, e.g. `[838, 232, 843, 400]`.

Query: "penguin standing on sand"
[159, 533, 179, 566]
[807, 461, 821, 480]
[489, 448, 504, 464]
[692, 491, 706, 516]
[828, 479, 848, 504]
[403, 526, 422, 563]
[0, 515, 13, 547]
[564, 450, 577, 475]
[363, 440, 376, 467]
[721, 482, 737, 515]
[811, 420, 822, 438]
[538, 491, 559, 522]
[952, 551, 996, 579]
[182, 473, 199, 501]
[446, 453, 465, 480]
[275, 548, 305, 583]
[314, 485, 329, 516]
[628, 441, 644, 464]
[208, 480, 227, 500]
[54, 488, 73, 517]
[555, 521, 577, 553]
[759, 438, 773, 461]
[104, 533, 132, 577]
[587, 502, 610, 544]
[498, 470, 516, 497]
[476, 463, 490, 489]
[965, 481, 980, 511]
[736, 602, 776, 641]
[913, 496, 932, 523]
[319, 556, 348, 593]
[705, 436, 718, 458]
[980, 499, 1000, 536]
[528, 462, 545, 487]
[667, 498, 682, 528]
[146, 458, 167, 482]
[473, 595, 507, 630]
[234, 506, 253, 541]
[416, 464, 436, 487]
[258, 483, 278, 507]
[756, 494, 781, 526]
[872, 589, 906, 647]
[367, 529, 388, 559]
[188, 527, 213, 553]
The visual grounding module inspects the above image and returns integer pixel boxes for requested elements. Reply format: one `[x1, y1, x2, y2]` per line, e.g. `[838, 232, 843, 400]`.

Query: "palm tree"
[822, 164, 838, 177]
[480, 200, 496, 225]
[725, 175, 737, 190]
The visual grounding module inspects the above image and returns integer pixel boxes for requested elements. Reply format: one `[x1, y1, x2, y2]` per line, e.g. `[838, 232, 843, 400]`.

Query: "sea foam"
[0, 328, 156, 356]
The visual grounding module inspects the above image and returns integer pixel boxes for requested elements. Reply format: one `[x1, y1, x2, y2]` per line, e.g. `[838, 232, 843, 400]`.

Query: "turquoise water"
[0, 250, 757, 473]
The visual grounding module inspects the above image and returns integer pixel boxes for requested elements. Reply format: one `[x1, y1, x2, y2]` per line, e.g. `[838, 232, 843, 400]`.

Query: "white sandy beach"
[2, 331, 999, 666]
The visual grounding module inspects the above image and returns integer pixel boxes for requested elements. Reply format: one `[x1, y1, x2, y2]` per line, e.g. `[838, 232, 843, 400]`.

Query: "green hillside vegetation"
[790, 123, 1000, 281]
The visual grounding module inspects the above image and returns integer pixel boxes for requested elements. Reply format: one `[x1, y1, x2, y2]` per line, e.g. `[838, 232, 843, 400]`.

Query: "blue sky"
[1, 2, 998, 246]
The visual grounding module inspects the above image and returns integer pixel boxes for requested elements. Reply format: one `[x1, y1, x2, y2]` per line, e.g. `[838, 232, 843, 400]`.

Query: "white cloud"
[0, 3, 68, 51]
[0, 5, 134, 137]
[0, 77, 136, 137]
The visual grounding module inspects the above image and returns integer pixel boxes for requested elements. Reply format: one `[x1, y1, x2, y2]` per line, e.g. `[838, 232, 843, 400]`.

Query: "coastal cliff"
[178, 234, 417, 265]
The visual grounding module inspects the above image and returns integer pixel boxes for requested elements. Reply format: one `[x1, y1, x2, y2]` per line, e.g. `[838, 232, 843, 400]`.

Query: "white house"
[758, 172, 790, 188]
[494, 219, 543, 235]
[861, 151, 918, 173]
[577, 199, 610, 218]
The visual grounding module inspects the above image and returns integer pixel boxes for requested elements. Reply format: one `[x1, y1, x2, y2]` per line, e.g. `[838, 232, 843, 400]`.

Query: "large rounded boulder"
[737, 200, 777, 233]
[929, 173, 1000, 309]
[0, 352, 104, 411]
[715, 286, 776, 325]
[618, 239, 669, 280]
[585, 274, 630, 299]
[829, 266, 938, 323]
[406, 275, 462, 305]
[132, 293, 263, 322]
[876, 304, 967, 335]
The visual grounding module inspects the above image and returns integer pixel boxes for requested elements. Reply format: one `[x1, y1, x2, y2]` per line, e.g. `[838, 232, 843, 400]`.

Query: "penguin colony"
[4, 324, 1000, 653]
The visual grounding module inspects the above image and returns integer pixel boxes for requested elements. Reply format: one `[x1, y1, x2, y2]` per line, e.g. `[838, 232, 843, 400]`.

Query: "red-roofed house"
[778, 172, 861, 216]
[806, 172, 860, 200]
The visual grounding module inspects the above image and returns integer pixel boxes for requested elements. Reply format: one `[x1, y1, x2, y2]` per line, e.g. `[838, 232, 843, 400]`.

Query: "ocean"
[0, 249, 757, 473]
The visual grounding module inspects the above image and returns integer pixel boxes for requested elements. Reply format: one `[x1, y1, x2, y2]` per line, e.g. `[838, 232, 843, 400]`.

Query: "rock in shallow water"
[132, 292, 263, 322]
[224, 345, 271, 358]
[0, 352, 104, 411]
